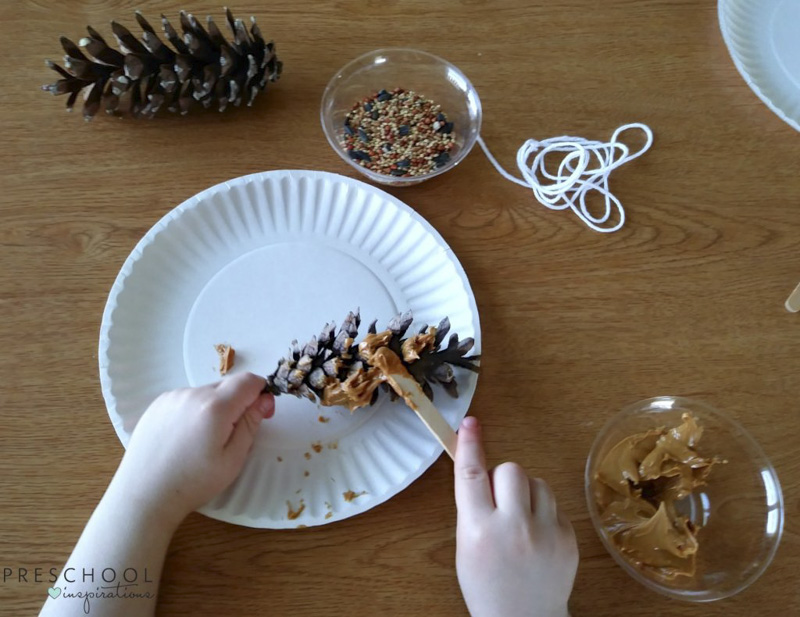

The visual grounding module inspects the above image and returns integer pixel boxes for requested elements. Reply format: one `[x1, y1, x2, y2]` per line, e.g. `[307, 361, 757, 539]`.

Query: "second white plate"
[719, 0, 800, 132]
[99, 170, 480, 528]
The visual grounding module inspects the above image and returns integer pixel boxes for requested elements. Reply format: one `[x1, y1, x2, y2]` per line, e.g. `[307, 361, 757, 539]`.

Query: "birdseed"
[342, 88, 456, 177]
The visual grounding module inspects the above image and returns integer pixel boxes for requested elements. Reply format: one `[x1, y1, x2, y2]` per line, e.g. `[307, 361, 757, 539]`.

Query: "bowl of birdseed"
[321, 48, 482, 186]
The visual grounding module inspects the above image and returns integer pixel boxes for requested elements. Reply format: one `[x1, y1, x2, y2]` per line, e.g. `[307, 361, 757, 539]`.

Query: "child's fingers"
[529, 477, 558, 526]
[255, 393, 276, 419]
[557, 507, 575, 534]
[214, 373, 267, 419]
[224, 397, 266, 460]
[454, 416, 495, 520]
[491, 463, 532, 515]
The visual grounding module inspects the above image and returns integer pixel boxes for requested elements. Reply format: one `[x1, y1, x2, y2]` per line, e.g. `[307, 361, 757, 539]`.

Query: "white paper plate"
[719, 0, 800, 132]
[99, 170, 480, 528]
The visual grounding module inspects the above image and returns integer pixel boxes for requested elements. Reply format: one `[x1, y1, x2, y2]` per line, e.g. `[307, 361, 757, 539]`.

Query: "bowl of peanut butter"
[585, 396, 784, 601]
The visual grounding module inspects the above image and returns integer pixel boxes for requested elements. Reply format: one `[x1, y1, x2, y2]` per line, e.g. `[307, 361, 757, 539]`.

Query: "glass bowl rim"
[319, 47, 483, 185]
[583, 395, 785, 602]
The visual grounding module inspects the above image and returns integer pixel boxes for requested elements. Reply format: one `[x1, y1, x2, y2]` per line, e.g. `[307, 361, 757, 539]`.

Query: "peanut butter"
[320, 367, 385, 411]
[214, 343, 235, 375]
[317, 330, 395, 411]
[370, 347, 421, 411]
[593, 413, 719, 580]
[358, 329, 393, 359]
[286, 499, 305, 520]
[400, 327, 437, 362]
[318, 330, 419, 411]
[369, 345, 408, 378]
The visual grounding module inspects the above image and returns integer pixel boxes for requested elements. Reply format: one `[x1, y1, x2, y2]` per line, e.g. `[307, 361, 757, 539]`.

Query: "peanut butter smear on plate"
[214, 343, 235, 375]
[593, 413, 721, 579]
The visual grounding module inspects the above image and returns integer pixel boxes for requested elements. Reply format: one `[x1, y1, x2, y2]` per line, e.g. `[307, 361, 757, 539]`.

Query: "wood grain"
[1, 1, 799, 615]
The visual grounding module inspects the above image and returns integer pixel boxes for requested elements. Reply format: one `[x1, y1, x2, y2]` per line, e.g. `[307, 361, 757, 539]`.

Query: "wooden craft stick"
[372, 347, 458, 460]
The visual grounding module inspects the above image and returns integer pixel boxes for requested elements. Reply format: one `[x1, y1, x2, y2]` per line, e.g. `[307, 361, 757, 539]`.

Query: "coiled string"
[476, 123, 653, 233]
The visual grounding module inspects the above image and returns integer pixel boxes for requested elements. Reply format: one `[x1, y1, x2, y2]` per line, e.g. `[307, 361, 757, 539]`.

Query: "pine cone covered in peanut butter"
[264, 310, 480, 409]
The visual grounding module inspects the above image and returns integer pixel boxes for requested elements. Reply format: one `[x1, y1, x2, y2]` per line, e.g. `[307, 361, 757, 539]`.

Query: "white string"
[476, 123, 653, 233]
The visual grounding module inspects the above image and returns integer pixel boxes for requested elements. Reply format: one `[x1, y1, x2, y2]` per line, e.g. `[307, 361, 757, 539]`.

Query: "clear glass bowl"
[320, 48, 482, 186]
[585, 396, 784, 602]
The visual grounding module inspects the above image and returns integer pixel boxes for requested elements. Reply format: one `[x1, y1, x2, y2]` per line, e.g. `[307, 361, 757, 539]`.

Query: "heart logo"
[47, 587, 61, 599]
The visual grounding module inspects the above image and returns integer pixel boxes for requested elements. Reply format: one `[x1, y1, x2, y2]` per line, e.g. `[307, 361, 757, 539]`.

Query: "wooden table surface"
[1, 1, 798, 615]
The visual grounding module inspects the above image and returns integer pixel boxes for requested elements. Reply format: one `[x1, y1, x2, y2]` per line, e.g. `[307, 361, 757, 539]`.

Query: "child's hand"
[108, 373, 275, 526]
[454, 417, 579, 617]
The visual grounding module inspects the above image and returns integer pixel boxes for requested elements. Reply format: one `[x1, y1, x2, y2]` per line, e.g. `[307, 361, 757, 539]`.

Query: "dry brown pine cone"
[42, 8, 281, 119]
[265, 310, 480, 407]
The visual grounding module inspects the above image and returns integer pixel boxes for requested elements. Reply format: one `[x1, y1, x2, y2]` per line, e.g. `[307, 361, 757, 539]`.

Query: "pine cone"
[42, 8, 282, 120]
[265, 310, 480, 409]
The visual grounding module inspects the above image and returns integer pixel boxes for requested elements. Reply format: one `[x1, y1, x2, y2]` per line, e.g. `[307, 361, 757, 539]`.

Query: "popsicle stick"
[368, 346, 458, 460]
[383, 371, 458, 460]
[786, 283, 800, 313]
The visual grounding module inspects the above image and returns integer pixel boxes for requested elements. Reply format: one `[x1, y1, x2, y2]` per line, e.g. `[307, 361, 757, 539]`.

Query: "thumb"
[225, 393, 274, 462]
